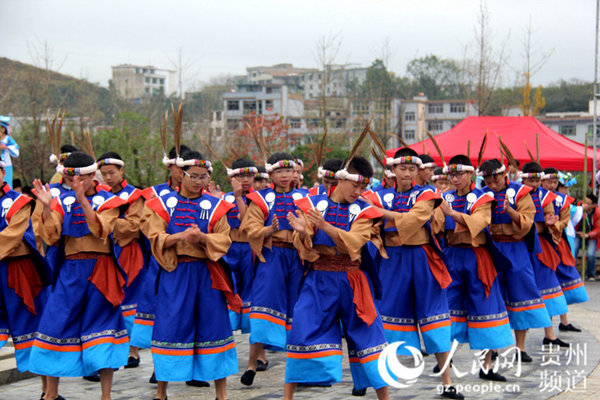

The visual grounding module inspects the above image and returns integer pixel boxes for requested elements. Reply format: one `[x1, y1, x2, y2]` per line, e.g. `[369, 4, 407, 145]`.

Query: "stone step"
[0, 355, 35, 385]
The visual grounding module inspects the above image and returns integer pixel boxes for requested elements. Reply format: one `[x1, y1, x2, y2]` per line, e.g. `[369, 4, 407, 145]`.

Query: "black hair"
[587, 193, 598, 205]
[180, 150, 206, 171]
[232, 158, 255, 169]
[433, 167, 444, 175]
[419, 154, 435, 164]
[60, 144, 79, 153]
[479, 159, 503, 176]
[322, 158, 343, 172]
[64, 151, 95, 168]
[448, 154, 472, 166]
[393, 147, 418, 159]
[522, 162, 542, 173]
[168, 145, 191, 159]
[13, 178, 22, 188]
[347, 156, 373, 178]
[97, 152, 123, 161]
[256, 165, 266, 174]
[544, 167, 559, 175]
[267, 152, 293, 165]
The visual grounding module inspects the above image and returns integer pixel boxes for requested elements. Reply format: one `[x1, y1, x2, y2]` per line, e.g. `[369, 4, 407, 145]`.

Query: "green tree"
[406, 55, 463, 99]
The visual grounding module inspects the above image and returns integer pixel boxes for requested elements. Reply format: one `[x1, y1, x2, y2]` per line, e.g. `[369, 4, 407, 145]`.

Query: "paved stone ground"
[1, 283, 599, 400]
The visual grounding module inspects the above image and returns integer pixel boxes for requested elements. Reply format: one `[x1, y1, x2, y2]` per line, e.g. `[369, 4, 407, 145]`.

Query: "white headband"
[265, 159, 296, 173]
[335, 168, 372, 184]
[420, 162, 437, 169]
[176, 158, 213, 173]
[442, 164, 475, 174]
[227, 166, 258, 177]
[541, 172, 559, 181]
[385, 169, 395, 179]
[477, 164, 506, 177]
[318, 166, 337, 179]
[49, 152, 72, 164]
[386, 156, 423, 166]
[97, 158, 125, 167]
[57, 163, 98, 176]
[256, 172, 269, 179]
[294, 158, 304, 168]
[162, 155, 176, 167]
[518, 171, 544, 179]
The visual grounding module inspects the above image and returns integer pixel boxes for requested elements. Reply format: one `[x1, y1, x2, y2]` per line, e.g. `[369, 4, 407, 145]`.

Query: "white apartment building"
[111, 64, 177, 100]
[301, 65, 368, 100]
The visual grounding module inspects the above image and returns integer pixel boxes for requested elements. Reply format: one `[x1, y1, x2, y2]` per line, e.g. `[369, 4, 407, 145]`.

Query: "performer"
[432, 167, 451, 194]
[309, 158, 343, 196]
[292, 156, 309, 195]
[435, 155, 513, 381]
[541, 167, 588, 320]
[0, 160, 52, 398]
[30, 151, 129, 400]
[520, 162, 570, 347]
[143, 150, 238, 400]
[284, 156, 389, 399]
[479, 159, 551, 362]
[97, 152, 146, 367]
[253, 166, 270, 191]
[416, 153, 436, 189]
[130, 145, 189, 367]
[363, 148, 461, 399]
[0, 116, 19, 188]
[222, 158, 257, 335]
[573, 193, 600, 281]
[240, 152, 304, 386]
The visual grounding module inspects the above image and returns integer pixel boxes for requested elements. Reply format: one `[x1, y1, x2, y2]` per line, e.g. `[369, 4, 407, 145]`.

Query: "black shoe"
[543, 337, 571, 348]
[441, 385, 464, 399]
[352, 387, 367, 396]
[479, 368, 507, 381]
[40, 395, 66, 400]
[152, 397, 167, 400]
[519, 350, 532, 363]
[559, 323, 582, 332]
[256, 359, 269, 372]
[83, 373, 100, 382]
[149, 371, 157, 384]
[240, 369, 256, 386]
[186, 380, 210, 387]
[421, 348, 429, 357]
[433, 358, 453, 373]
[125, 356, 140, 369]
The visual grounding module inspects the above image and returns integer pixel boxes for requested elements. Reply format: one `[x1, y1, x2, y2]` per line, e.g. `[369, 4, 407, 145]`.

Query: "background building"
[111, 64, 177, 100]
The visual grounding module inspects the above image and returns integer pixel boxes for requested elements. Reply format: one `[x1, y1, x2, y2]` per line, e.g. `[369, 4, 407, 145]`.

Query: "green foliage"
[406, 55, 465, 99]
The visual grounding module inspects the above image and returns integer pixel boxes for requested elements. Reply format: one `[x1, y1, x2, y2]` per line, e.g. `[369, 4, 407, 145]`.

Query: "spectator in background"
[12, 178, 22, 193]
[0, 116, 19, 188]
[573, 193, 600, 280]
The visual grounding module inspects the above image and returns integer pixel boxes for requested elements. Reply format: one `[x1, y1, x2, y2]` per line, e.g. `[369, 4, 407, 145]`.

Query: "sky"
[1, 0, 597, 91]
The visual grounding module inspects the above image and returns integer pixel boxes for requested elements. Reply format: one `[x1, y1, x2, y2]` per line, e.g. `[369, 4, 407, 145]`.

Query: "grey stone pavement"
[1, 284, 600, 400]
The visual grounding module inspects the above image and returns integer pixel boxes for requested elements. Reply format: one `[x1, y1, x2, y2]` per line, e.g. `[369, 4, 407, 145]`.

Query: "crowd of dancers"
[0, 113, 590, 400]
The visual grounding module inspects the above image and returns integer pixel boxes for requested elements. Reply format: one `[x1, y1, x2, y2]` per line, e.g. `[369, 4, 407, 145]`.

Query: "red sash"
[206, 260, 242, 313]
[537, 236, 561, 271]
[346, 270, 378, 326]
[557, 239, 577, 267]
[423, 245, 452, 289]
[7, 258, 43, 315]
[88, 255, 126, 307]
[473, 247, 497, 298]
[118, 242, 144, 287]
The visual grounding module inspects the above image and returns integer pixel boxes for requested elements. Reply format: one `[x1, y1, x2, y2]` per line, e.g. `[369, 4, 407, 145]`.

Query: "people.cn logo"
[377, 341, 425, 388]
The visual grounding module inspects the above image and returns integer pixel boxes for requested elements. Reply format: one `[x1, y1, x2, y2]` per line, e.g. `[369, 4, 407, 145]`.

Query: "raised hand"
[72, 176, 85, 200]
[306, 209, 327, 231]
[270, 215, 280, 233]
[32, 179, 52, 207]
[545, 214, 559, 226]
[287, 211, 306, 234]
[231, 177, 243, 197]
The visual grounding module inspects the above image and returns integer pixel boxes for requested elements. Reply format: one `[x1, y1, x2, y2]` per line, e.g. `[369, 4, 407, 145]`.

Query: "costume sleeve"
[391, 199, 435, 239]
[458, 202, 492, 240]
[430, 207, 446, 234]
[87, 207, 120, 239]
[291, 212, 319, 262]
[7, 137, 19, 158]
[0, 205, 31, 260]
[41, 209, 63, 247]
[31, 199, 46, 255]
[142, 205, 177, 272]
[113, 197, 143, 247]
[512, 194, 535, 239]
[333, 217, 374, 261]
[369, 219, 388, 259]
[240, 202, 271, 262]
[203, 215, 232, 261]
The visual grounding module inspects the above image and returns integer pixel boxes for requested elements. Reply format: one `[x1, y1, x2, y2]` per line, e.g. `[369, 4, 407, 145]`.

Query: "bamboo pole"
[582, 134, 589, 278]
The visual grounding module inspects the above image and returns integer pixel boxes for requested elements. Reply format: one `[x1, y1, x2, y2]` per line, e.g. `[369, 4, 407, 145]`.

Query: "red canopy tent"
[386, 116, 600, 171]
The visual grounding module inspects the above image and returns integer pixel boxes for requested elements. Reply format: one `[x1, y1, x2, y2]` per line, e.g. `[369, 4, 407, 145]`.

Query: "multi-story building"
[110, 64, 177, 100]
[399, 95, 477, 144]
[301, 65, 368, 100]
